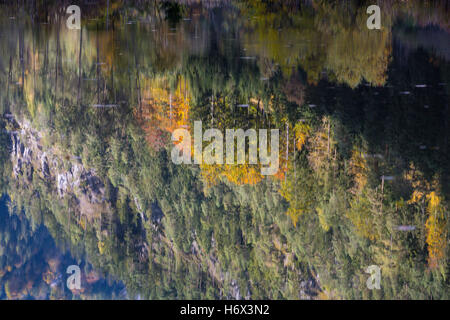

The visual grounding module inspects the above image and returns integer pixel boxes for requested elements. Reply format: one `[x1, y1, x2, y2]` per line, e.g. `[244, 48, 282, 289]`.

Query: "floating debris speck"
[395, 225, 416, 232]
[92, 104, 118, 108]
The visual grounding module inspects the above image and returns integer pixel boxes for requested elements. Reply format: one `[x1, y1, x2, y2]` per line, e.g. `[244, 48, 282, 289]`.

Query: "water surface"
[0, 1, 449, 299]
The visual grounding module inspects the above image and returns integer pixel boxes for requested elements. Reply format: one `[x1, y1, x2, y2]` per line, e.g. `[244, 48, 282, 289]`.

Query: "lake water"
[0, 1, 448, 300]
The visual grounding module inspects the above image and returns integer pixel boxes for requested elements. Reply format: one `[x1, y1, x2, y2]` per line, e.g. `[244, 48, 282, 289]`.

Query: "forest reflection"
[0, 0, 449, 300]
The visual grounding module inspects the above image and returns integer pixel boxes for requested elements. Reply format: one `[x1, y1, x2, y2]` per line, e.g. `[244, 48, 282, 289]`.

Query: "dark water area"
[0, 195, 125, 299]
[0, 0, 448, 300]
